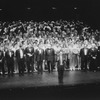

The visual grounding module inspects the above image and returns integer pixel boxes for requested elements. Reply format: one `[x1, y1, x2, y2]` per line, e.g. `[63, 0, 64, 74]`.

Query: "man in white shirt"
[80, 45, 89, 71]
[0, 49, 5, 76]
[16, 45, 25, 76]
[5, 48, 14, 76]
[57, 49, 64, 84]
[25, 45, 34, 74]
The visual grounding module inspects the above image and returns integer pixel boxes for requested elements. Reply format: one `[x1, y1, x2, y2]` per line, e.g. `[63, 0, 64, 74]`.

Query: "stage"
[1, 71, 100, 100]
[0, 71, 100, 89]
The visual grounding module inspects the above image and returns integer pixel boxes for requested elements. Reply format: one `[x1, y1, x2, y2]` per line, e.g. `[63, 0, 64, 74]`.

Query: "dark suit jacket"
[89, 48, 97, 60]
[80, 48, 90, 61]
[5, 50, 14, 64]
[45, 48, 55, 62]
[97, 46, 100, 65]
[35, 48, 45, 62]
[16, 49, 25, 62]
[25, 47, 34, 61]
[0, 50, 4, 63]
[57, 51, 65, 66]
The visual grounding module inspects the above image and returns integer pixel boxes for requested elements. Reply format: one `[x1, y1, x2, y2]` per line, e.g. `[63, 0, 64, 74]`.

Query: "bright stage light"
[74, 7, 77, 10]
[52, 7, 56, 10]
[27, 7, 31, 10]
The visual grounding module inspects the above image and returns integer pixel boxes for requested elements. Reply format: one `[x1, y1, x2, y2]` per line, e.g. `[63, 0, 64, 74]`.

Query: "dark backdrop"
[0, 0, 99, 29]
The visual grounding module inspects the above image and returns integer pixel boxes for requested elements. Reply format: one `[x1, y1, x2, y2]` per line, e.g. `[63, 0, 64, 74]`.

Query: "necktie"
[60, 52, 63, 65]
[20, 49, 23, 58]
[84, 49, 87, 55]
[9, 51, 11, 57]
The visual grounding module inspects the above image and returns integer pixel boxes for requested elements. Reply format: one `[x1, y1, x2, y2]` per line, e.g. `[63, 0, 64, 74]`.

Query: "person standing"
[72, 44, 79, 70]
[97, 46, 100, 70]
[16, 45, 25, 76]
[0, 49, 5, 76]
[25, 45, 34, 73]
[89, 44, 98, 71]
[80, 45, 90, 71]
[35, 45, 45, 74]
[45, 45, 55, 73]
[5, 48, 14, 76]
[57, 49, 64, 84]
[68, 44, 75, 71]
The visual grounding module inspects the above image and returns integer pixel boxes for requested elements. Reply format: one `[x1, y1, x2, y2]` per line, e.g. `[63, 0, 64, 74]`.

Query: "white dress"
[68, 46, 74, 70]
[72, 44, 80, 70]
[68, 44, 79, 70]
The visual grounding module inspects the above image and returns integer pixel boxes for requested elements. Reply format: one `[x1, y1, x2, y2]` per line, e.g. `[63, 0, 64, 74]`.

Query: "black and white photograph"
[0, 0, 100, 100]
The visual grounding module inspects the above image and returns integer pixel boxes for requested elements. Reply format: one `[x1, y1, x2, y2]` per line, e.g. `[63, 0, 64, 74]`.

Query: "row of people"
[0, 42, 100, 77]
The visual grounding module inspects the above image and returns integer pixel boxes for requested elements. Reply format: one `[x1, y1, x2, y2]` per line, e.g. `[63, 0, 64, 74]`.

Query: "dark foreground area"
[1, 71, 100, 100]
[1, 84, 100, 100]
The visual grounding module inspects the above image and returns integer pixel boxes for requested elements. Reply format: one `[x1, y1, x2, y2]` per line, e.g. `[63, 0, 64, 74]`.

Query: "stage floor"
[0, 71, 100, 90]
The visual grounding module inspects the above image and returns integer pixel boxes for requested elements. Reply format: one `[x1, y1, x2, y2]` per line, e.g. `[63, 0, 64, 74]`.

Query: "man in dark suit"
[57, 49, 65, 84]
[97, 46, 100, 70]
[45, 45, 55, 73]
[89, 45, 98, 71]
[80, 45, 90, 71]
[35, 46, 45, 74]
[0, 49, 5, 76]
[5, 48, 14, 76]
[25, 45, 34, 73]
[16, 45, 25, 76]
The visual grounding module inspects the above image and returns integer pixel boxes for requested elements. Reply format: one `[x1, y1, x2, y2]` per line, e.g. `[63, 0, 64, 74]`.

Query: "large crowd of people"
[0, 20, 100, 77]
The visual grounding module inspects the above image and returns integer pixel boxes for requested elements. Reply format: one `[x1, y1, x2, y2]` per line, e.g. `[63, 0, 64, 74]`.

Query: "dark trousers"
[81, 57, 88, 71]
[47, 61, 54, 73]
[58, 65, 64, 84]
[66, 59, 69, 69]
[0, 62, 5, 76]
[31, 58, 34, 72]
[18, 59, 25, 76]
[97, 58, 100, 70]
[26, 57, 34, 73]
[7, 62, 14, 76]
[26, 61, 31, 73]
[89, 59, 97, 71]
[37, 61, 43, 74]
